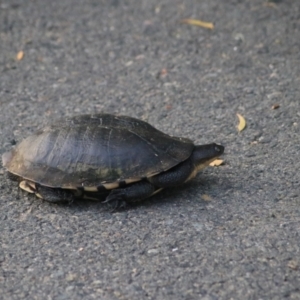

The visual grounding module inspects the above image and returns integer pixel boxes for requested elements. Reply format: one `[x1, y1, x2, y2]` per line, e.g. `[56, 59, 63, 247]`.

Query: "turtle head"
[192, 143, 224, 171]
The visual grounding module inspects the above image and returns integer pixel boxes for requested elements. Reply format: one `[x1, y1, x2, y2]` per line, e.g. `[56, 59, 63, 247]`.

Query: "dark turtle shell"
[2, 114, 195, 190]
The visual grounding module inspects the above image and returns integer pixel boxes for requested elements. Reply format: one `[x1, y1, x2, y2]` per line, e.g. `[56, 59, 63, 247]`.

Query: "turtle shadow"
[6, 172, 232, 213]
[133, 173, 233, 210]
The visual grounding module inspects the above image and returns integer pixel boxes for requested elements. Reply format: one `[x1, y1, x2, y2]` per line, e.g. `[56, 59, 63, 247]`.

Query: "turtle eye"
[214, 145, 224, 153]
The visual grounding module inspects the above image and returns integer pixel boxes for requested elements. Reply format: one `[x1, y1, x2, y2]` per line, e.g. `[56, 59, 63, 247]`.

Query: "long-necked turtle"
[2, 114, 224, 206]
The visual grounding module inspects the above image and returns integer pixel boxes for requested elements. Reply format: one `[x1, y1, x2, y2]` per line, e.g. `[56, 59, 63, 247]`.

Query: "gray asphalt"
[1, 0, 300, 299]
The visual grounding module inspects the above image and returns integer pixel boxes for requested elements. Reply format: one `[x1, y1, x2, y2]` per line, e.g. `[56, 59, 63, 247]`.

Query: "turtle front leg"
[104, 181, 156, 207]
[148, 158, 193, 188]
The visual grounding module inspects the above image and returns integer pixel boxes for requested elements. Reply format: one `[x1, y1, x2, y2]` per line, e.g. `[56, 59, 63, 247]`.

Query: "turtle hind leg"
[7, 172, 20, 182]
[35, 184, 75, 204]
[104, 181, 156, 208]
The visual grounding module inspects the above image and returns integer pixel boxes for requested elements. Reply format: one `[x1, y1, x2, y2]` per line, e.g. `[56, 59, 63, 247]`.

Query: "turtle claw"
[103, 189, 128, 211]
[110, 200, 128, 212]
[103, 189, 125, 203]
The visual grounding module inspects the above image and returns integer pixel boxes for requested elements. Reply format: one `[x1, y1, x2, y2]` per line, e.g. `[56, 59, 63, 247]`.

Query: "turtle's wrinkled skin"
[2, 114, 224, 207]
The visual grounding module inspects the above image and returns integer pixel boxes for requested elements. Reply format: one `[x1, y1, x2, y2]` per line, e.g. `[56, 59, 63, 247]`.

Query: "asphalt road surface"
[0, 0, 299, 299]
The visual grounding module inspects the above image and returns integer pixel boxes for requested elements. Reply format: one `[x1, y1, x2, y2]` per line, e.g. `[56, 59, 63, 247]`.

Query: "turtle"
[2, 113, 224, 207]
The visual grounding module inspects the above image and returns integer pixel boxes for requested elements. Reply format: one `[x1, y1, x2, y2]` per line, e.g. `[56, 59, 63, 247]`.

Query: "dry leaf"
[209, 159, 224, 167]
[237, 113, 246, 132]
[264, 2, 278, 9]
[287, 260, 298, 270]
[160, 68, 168, 76]
[271, 104, 280, 110]
[201, 194, 212, 201]
[181, 19, 214, 30]
[16, 51, 24, 61]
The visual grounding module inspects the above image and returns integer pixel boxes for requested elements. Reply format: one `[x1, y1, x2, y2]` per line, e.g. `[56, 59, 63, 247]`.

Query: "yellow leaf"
[201, 194, 212, 201]
[237, 113, 246, 132]
[287, 260, 298, 270]
[209, 159, 224, 167]
[271, 104, 280, 110]
[181, 19, 214, 30]
[16, 51, 24, 61]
